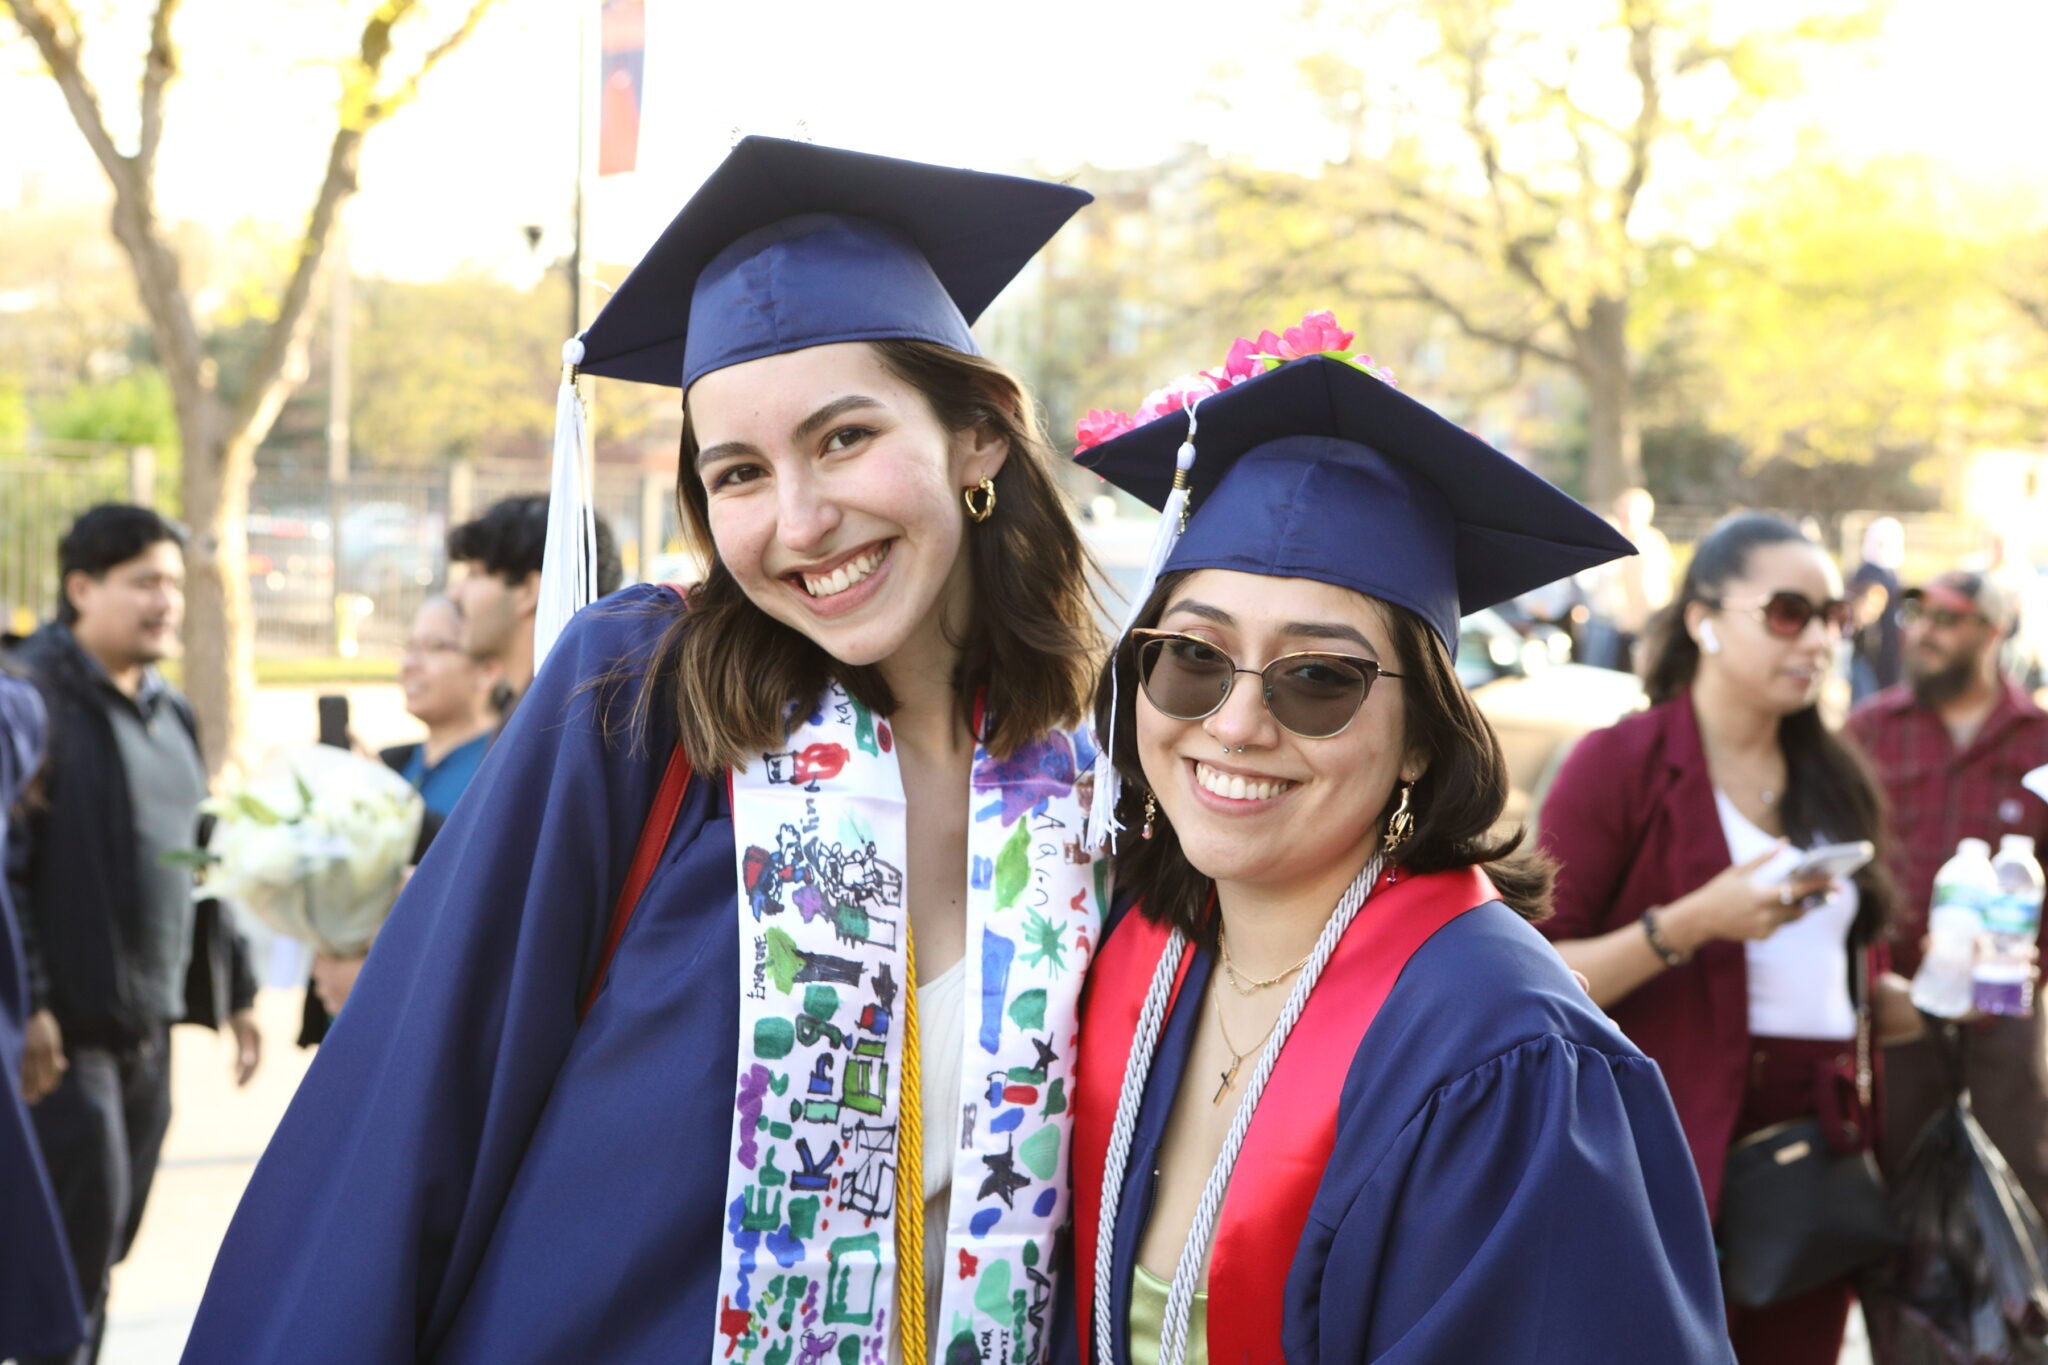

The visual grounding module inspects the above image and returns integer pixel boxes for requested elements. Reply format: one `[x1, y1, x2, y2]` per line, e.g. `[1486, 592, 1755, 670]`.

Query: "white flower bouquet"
[188, 745, 424, 957]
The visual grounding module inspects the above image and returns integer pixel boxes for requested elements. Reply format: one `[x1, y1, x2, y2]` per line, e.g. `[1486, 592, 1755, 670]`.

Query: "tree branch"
[137, 0, 181, 181]
[1616, 0, 1662, 237]
[366, 0, 499, 120]
[6, 0, 134, 196]
[1379, 269, 1576, 368]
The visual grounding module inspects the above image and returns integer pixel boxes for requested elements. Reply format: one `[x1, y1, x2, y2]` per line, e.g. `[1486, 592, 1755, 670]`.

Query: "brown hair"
[623, 340, 1102, 771]
[1638, 511, 1896, 937]
[1096, 571, 1554, 943]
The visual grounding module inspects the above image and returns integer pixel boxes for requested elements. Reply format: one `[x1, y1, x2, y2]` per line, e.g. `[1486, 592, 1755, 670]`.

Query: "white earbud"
[1698, 620, 1722, 655]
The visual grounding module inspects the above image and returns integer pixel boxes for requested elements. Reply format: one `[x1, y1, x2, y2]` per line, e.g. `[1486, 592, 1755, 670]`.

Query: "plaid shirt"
[1847, 680, 2048, 975]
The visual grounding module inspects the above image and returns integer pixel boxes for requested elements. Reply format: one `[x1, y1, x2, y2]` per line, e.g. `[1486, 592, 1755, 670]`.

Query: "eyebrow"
[694, 394, 885, 472]
[1162, 599, 1382, 657]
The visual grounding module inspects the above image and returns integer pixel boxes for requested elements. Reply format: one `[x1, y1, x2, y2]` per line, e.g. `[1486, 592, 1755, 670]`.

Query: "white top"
[1714, 790, 1859, 1040]
[887, 953, 967, 1365]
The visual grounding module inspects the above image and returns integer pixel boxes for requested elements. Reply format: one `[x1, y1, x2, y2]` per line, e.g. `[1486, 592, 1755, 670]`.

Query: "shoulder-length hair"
[1637, 511, 1896, 937]
[623, 339, 1102, 771]
[1096, 570, 1554, 944]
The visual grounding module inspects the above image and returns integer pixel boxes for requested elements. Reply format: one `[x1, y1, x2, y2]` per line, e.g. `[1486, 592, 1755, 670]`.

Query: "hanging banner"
[598, 0, 644, 177]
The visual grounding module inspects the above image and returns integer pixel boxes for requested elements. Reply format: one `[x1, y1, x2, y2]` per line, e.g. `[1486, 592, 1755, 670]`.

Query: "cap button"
[562, 337, 586, 367]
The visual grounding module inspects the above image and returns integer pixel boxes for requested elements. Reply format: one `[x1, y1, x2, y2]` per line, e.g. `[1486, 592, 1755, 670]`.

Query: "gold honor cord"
[897, 923, 928, 1364]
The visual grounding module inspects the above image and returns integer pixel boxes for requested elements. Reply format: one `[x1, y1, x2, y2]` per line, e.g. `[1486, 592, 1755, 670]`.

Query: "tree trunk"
[1579, 294, 1642, 507]
[174, 389, 252, 777]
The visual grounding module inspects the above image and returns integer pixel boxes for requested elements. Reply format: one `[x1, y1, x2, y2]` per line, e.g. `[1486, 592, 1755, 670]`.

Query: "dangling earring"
[963, 476, 996, 524]
[1383, 781, 1415, 857]
[1141, 791, 1158, 840]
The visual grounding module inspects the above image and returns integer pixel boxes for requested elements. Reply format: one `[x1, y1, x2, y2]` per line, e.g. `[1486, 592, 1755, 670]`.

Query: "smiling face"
[1135, 569, 1417, 906]
[399, 597, 495, 729]
[687, 342, 1007, 675]
[1688, 539, 1846, 715]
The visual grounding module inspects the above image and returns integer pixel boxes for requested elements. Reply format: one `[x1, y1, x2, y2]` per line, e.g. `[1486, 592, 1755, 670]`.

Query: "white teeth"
[1194, 762, 1292, 803]
[801, 546, 885, 598]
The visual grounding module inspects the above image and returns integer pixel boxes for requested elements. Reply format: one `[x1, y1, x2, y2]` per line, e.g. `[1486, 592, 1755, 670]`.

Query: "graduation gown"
[0, 673, 88, 1358]
[1069, 867, 1733, 1365]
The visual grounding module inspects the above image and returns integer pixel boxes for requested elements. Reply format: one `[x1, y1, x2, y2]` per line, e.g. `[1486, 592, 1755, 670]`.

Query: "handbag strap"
[1852, 943, 1873, 1111]
[579, 741, 693, 1021]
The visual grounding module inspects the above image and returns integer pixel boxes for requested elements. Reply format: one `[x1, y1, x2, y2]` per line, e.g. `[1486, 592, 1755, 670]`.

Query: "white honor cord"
[1095, 854, 1384, 1365]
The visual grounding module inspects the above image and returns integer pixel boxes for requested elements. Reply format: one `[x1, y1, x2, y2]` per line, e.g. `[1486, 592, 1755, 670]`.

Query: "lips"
[790, 542, 890, 599]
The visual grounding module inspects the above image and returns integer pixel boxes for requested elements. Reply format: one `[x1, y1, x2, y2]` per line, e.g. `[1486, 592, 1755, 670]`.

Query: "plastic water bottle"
[1914, 838, 1993, 1018]
[1975, 834, 2044, 1018]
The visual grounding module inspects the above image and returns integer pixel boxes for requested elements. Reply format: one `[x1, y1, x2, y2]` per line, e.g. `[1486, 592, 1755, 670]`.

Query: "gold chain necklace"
[1211, 989, 1282, 1104]
[1218, 926, 1312, 996]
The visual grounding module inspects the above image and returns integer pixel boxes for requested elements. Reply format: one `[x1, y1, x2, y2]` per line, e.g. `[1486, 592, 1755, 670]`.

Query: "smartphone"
[317, 694, 350, 749]
[1783, 839, 1875, 884]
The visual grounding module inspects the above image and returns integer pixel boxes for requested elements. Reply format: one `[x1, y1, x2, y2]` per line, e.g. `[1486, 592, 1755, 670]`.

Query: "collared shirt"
[1848, 679, 2048, 976]
[62, 627, 208, 1021]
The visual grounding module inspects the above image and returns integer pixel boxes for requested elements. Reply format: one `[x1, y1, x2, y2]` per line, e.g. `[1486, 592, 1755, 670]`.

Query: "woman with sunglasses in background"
[1539, 511, 1920, 1365]
[1065, 338, 1731, 1364]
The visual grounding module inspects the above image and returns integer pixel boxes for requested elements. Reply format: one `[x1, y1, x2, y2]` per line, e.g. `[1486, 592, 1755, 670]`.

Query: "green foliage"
[34, 370, 181, 453]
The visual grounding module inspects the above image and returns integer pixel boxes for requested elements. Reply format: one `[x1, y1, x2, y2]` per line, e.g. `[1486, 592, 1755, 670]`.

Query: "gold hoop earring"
[1383, 781, 1415, 857]
[963, 476, 996, 524]
[1141, 791, 1158, 840]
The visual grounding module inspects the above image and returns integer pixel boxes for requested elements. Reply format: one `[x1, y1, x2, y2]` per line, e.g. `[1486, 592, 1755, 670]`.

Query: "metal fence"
[0, 449, 683, 654]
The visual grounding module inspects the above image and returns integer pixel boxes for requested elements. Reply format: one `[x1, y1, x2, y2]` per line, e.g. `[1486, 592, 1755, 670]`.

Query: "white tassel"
[1083, 403, 1202, 852]
[535, 336, 598, 676]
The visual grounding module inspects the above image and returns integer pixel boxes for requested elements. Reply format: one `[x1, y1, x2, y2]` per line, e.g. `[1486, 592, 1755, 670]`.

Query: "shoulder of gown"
[181, 585, 709, 1363]
[1285, 901, 1733, 1364]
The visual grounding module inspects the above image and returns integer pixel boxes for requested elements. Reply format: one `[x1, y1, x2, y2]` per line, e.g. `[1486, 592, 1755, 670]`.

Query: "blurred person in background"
[299, 595, 502, 1040]
[1848, 516, 1906, 703]
[12, 504, 258, 1365]
[1, 658, 87, 1360]
[1847, 569, 2048, 1218]
[445, 494, 622, 715]
[1538, 512, 1916, 1365]
[1581, 486, 1674, 672]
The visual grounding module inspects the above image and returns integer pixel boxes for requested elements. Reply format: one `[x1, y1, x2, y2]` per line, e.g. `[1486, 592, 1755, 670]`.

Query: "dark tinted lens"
[1139, 635, 1234, 720]
[1264, 655, 1372, 737]
[1760, 593, 1815, 637]
[1820, 599, 1853, 632]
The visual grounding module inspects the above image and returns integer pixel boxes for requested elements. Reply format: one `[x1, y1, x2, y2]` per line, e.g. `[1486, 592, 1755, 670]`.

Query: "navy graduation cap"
[1080, 354, 1635, 654]
[536, 136, 1091, 669]
[578, 136, 1093, 390]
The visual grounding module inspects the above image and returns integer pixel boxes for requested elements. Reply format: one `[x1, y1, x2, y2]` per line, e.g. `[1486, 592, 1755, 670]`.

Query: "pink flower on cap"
[1074, 408, 1136, 452]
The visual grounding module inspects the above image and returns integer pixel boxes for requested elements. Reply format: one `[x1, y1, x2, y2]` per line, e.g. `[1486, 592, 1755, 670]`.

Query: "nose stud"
[1221, 744, 1245, 755]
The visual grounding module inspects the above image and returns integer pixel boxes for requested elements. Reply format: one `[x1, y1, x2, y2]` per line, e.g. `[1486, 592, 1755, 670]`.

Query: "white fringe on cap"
[535, 336, 599, 675]
[1082, 400, 1202, 852]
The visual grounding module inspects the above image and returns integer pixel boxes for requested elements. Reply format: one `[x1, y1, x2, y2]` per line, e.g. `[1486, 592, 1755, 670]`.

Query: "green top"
[1129, 1264, 1209, 1365]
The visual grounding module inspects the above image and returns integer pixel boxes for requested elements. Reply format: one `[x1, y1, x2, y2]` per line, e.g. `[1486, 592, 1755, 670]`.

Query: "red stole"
[1072, 865, 1494, 1363]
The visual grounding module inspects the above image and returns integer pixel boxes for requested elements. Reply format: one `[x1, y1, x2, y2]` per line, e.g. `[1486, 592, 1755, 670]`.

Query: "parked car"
[1458, 608, 1646, 831]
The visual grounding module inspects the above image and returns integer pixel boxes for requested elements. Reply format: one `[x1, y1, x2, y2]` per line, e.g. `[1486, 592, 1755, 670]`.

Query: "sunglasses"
[1706, 591, 1853, 639]
[1899, 600, 1984, 630]
[1130, 629, 1402, 739]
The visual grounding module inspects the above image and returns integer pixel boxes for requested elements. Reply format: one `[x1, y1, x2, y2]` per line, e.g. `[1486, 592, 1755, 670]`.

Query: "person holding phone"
[1538, 512, 1920, 1365]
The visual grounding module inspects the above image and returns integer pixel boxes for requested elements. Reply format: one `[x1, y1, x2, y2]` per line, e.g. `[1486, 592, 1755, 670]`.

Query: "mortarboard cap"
[578, 136, 1093, 390]
[1080, 355, 1635, 653]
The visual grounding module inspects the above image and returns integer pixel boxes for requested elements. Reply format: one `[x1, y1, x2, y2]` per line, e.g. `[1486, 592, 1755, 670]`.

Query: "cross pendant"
[1213, 1056, 1241, 1104]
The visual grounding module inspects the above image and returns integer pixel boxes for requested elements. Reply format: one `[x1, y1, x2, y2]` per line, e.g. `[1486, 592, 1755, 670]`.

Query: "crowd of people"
[2, 136, 2045, 1365]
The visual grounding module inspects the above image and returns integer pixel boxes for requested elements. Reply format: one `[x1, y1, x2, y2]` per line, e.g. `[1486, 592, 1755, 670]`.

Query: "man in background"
[1582, 486, 1674, 672]
[12, 504, 258, 1365]
[1848, 569, 2048, 1219]
[1848, 516, 1906, 702]
[445, 494, 622, 714]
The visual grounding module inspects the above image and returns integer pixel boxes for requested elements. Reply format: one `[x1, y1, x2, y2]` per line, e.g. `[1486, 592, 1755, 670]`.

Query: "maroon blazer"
[1537, 693, 1882, 1217]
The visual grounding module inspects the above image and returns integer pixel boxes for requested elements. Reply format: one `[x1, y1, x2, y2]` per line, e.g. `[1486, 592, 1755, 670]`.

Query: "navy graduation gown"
[1, 673, 87, 1358]
[1072, 884, 1733, 1364]
[183, 586, 750, 1363]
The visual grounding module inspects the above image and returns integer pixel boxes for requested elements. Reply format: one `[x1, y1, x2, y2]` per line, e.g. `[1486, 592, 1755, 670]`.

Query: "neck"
[506, 619, 536, 696]
[75, 631, 144, 697]
[422, 716, 492, 765]
[1213, 839, 1379, 979]
[1938, 667, 2003, 735]
[1690, 669, 1781, 759]
[874, 578, 973, 759]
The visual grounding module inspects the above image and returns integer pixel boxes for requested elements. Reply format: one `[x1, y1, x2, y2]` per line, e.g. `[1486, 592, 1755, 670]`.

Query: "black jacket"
[8, 625, 254, 1049]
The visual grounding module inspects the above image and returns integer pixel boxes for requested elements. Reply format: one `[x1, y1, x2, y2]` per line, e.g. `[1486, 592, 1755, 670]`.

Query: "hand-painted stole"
[1071, 865, 1493, 1364]
[716, 683, 1108, 1365]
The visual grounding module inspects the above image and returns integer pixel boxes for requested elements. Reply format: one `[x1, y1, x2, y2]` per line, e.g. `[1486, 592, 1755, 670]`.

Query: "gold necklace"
[1217, 926, 1312, 996]
[1211, 990, 1281, 1104]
